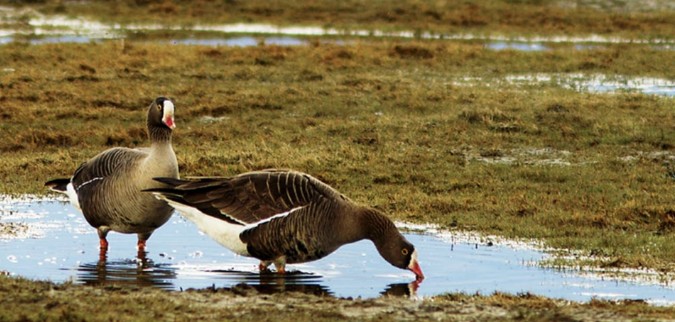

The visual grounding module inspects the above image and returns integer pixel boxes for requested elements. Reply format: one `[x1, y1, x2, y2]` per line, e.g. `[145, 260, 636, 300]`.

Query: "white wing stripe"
[244, 206, 305, 230]
[76, 177, 104, 191]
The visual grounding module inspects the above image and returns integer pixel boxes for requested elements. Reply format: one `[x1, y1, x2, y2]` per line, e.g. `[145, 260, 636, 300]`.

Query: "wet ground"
[2, 6, 674, 98]
[2, 34, 673, 97]
[1, 197, 673, 305]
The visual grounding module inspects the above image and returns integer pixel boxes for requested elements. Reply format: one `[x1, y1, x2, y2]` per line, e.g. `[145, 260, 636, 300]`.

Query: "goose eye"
[401, 248, 409, 256]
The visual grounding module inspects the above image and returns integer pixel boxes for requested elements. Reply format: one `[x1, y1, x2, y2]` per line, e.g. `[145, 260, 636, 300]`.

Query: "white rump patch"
[66, 182, 81, 210]
[154, 194, 249, 256]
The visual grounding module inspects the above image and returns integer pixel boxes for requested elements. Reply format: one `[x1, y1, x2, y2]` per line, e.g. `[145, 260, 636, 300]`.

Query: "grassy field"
[1, 40, 673, 272]
[0, 1, 674, 320]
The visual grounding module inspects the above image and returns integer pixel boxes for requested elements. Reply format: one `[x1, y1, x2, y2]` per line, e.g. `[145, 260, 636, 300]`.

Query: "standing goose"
[146, 169, 424, 281]
[45, 97, 179, 255]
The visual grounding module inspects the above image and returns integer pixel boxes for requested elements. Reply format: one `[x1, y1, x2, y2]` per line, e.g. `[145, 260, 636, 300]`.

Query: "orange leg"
[96, 227, 110, 262]
[136, 239, 148, 262]
[99, 238, 109, 250]
[258, 261, 271, 272]
[98, 239, 108, 262]
[276, 265, 286, 274]
[97, 227, 110, 251]
[259, 259, 287, 274]
[274, 258, 287, 274]
[137, 239, 147, 251]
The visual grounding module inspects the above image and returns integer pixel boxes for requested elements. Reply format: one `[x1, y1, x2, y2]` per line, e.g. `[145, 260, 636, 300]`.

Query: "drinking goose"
[146, 169, 424, 281]
[45, 97, 179, 254]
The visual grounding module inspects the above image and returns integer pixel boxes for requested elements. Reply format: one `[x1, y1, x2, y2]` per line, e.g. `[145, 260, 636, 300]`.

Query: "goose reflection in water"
[208, 281, 333, 297]
[74, 251, 177, 289]
[202, 269, 419, 298]
[75, 255, 418, 299]
[200, 269, 332, 296]
[380, 282, 420, 298]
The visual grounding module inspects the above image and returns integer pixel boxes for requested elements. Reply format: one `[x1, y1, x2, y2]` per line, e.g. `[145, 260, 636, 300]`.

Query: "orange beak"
[163, 115, 175, 129]
[162, 100, 176, 129]
[408, 257, 424, 282]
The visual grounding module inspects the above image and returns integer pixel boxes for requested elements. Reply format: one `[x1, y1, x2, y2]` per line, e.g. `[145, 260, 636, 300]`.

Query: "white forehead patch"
[163, 100, 175, 115]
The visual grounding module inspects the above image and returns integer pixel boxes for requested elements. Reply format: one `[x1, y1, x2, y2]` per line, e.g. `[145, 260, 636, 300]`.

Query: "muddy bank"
[1, 276, 673, 321]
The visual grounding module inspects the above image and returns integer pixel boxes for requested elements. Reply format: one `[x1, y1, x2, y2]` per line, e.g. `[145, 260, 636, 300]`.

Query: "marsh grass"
[0, 39, 673, 273]
[23, 0, 675, 40]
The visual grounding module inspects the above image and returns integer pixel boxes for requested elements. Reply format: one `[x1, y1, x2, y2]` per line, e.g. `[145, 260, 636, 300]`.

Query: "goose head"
[362, 208, 425, 281]
[377, 234, 425, 282]
[148, 97, 175, 130]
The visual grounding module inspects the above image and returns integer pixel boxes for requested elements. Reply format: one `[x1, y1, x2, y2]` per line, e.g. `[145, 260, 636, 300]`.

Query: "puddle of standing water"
[0, 198, 673, 305]
[485, 41, 548, 51]
[455, 74, 675, 97]
[1, 6, 673, 49]
[168, 36, 308, 47]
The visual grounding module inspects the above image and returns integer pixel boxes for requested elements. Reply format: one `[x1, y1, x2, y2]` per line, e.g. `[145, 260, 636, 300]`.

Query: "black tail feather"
[45, 178, 70, 193]
[151, 177, 228, 190]
[152, 177, 188, 187]
[142, 185, 189, 204]
[147, 177, 245, 226]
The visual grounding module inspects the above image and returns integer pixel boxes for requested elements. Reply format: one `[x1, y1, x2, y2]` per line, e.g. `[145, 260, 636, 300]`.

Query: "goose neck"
[148, 125, 172, 144]
[359, 208, 398, 244]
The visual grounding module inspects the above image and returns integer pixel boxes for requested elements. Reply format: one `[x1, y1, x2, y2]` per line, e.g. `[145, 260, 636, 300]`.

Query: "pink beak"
[163, 116, 175, 129]
[161, 100, 176, 130]
[408, 259, 424, 282]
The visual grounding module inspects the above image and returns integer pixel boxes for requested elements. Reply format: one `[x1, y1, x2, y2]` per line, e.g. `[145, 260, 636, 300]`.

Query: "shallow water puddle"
[1, 6, 673, 50]
[168, 36, 310, 47]
[485, 41, 548, 51]
[1, 198, 673, 304]
[10, 8, 674, 46]
[455, 74, 675, 97]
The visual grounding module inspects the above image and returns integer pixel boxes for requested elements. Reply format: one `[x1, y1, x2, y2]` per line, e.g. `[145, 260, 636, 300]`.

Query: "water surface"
[0, 198, 673, 304]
